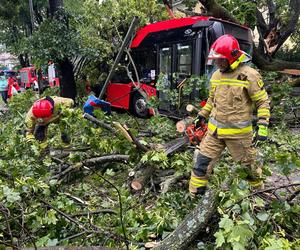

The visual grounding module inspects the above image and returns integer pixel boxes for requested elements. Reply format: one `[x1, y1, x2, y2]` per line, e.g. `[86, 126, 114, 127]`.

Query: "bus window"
[159, 47, 172, 76]
[176, 43, 192, 81]
[131, 48, 156, 83]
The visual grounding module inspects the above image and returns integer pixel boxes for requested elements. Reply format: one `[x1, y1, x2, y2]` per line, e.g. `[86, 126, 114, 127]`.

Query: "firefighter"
[7, 76, 21, 99]
[25, 96, 74, 147]
[189, 34, 270, 197]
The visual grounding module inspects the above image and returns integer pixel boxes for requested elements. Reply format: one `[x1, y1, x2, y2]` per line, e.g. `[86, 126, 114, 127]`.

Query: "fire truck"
[105, 16, 253, 117]
[19, 63, 60, 90]
[19, 67, 39, 90]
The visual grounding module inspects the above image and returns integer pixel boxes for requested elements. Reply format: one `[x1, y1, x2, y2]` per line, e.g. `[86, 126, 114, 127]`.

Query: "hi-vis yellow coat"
[200, 64, 270, 139]
[25, 96, 74, 133]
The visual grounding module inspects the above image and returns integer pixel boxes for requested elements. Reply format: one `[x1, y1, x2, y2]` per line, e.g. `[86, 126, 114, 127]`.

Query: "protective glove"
[193, 114, 206, 128]
[257, 124, 268, 141]
[25, 132, 35, 142]
[39, 141, 48, 149]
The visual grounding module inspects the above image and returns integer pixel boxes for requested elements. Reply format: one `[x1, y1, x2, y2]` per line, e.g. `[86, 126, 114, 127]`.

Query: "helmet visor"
[207, 49, 227, 60]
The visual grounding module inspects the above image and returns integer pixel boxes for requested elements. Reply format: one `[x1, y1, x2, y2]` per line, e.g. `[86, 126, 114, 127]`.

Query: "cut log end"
[131, 180, 143, 191]
[176, 121, 186, 133]
[186, 104, 194, 112]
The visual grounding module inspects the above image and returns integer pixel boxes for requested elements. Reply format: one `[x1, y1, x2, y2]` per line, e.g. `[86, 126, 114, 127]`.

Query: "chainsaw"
[176, 104, 208, 146]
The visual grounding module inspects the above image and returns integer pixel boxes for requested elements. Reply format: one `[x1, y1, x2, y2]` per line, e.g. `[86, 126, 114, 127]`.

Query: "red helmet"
[208, 34, 250, 69]
[32, 99, 54, 118]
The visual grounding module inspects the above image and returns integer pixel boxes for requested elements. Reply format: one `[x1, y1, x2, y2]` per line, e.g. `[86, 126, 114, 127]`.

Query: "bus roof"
[130, 16, 250, 48]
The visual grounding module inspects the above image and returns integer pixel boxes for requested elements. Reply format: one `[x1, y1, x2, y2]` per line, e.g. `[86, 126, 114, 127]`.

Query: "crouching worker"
[189, 35, 270, 197]
[25, 96, 74, 148]
[83, 95, 111, 116]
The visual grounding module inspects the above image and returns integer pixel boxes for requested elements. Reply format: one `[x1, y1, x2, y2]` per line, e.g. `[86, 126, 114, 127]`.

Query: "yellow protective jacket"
[199, 64, 270, 139]
[25, 96, 74, 133]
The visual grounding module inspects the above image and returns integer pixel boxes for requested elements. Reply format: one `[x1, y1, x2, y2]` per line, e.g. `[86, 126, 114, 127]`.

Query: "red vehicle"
[19, 67, 38, 90]
[19, 64, 60, 91]
[105, 16, 253, 117]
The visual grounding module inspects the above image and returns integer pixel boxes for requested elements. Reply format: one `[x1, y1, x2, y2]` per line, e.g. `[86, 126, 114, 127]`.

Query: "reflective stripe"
[211, 79, 249, 88]
[209, 117, 252, 129]
[203, 103, 212, 112]
[220, 78, 250, 84]
[209, 85, 216, 97]
[191, 177, 208, 187]
[208, 121, 252, 135]
[218, 82, 248, 87]
[257, 108, 270, 117]
[230, 54, 246, 70]
[211, 79, 249, 84]
[251, 90, 268, 101]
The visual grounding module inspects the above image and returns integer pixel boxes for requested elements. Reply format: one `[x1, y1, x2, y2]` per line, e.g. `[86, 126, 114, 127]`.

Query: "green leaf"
[47, 238, 58, 247]
[2, 186, 21, 203]
[219, 215, 234, 233]
[36, 235, 50, 247]
[232, 242, 246, 250]
[214, 231, 226, 247]
[256, 212, 269, 222]
[228, 224, 253, 246]
[151, 154, 161, 162]
[139, 139, 148, 146]
[254, 197, 265, 207]
[44, 210, 58, 225]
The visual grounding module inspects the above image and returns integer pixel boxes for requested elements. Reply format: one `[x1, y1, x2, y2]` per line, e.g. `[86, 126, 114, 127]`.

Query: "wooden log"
[130, 137, 189, 191]
[51, 154, 129, 180]
[83, 113, 116, 134]
[153, 189, 218, 250]
[84, 154, 129, 166]
[186, 104, 200, 113]
[176, 118, 193, 133]
[113, 122, 149, 152]
[131, 165, 155, 191]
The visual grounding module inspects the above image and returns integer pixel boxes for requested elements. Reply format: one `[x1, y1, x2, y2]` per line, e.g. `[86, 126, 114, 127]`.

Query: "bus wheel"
[131, 94, 148, 118]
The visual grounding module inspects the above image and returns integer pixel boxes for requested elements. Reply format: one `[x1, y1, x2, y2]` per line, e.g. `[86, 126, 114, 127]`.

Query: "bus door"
[158, 46, 172, 111]
[174, 42, 193, 110]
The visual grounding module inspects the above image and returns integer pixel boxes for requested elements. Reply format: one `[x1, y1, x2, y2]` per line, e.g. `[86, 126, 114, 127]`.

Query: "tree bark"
[51, 154, 129, 180]
[153, 189, 218, 250]
[58, 58, 77, 100]
[83, 113, 116, 134]
[131, 165, 155, 191]
[130, 137, 189, 191]
[49, 0, 63, 16]
[49, 0, 77, 99]
[252, 47, 300, 71]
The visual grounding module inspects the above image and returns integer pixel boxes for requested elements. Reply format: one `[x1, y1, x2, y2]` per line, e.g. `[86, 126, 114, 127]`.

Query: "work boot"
[189, 171, 208, 197]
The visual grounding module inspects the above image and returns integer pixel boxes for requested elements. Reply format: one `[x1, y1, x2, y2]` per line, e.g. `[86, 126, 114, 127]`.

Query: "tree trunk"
[252, 47, 300, 71]
[49, 0, 77, 99]
[153, 189, 218, 250]
[58, 58, 77, 100]
[18, 54, 29, 67]
[49, 0, 63, 16]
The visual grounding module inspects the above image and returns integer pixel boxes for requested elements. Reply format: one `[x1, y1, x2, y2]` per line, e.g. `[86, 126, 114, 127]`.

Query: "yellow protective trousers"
[189, 133, 262, 195]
